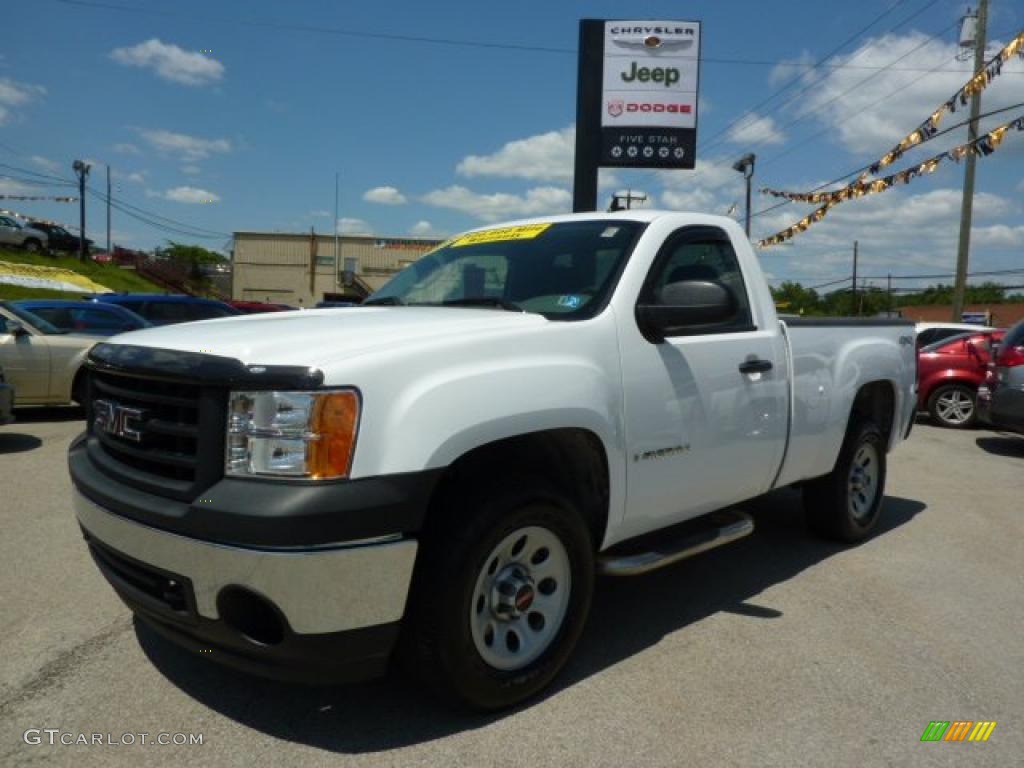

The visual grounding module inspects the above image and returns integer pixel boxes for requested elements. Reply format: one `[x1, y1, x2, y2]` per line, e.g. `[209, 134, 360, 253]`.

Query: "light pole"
[732, 153, 756, 237]
[952, 0, 989, 321]
[72, 160, 91, 261]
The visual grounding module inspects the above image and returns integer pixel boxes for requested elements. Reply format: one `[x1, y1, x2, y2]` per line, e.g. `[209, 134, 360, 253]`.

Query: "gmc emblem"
[93, 399, 147, 442]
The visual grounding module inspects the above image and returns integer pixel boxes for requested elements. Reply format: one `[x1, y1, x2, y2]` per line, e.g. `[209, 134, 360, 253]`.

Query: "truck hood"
[105, 307, 550, 367]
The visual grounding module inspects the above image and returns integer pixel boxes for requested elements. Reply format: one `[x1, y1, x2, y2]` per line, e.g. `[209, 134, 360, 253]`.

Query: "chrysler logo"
[93, 399, 147, 442]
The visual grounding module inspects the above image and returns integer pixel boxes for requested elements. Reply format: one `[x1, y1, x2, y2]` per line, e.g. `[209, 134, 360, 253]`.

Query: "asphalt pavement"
[1, 411, 1021, 767]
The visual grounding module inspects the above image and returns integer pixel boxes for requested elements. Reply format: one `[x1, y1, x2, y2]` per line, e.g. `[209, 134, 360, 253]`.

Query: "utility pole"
[952, 0, 989, 322]
[72, 160, 91, 261]
[105, 164, 111, 258]
[887, 272, 893, 316]
[334, 172, 340, 294]
[309, 226, 317, 299]
[851, 240, 859, 317]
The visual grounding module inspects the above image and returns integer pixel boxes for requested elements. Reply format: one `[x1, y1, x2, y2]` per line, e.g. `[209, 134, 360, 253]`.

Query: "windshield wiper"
[435, 297, 525, 312]
[362, 296, 405, 306]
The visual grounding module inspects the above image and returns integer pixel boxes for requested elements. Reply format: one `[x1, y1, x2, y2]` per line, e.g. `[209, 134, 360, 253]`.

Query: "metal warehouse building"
[231, 231, 443, 306]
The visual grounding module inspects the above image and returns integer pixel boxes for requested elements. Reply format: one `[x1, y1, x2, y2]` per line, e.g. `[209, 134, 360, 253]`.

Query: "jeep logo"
[621, 62, 680, 87]
[93, 399, 147, 442]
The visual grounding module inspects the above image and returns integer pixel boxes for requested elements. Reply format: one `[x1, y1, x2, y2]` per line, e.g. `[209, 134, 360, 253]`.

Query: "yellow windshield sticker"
[450, 223, 551, 248]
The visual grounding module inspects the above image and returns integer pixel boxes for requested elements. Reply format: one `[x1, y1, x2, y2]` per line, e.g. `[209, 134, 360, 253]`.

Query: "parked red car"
[917, 329, 1004, 428]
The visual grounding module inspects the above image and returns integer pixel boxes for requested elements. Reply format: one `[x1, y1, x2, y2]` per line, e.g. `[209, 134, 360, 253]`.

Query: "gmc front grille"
[85, 368, 226, 501]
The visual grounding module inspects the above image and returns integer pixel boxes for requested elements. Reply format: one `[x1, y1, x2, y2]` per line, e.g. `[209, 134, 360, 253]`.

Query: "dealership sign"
[574, 19, 702, 209]
[600, 21, 700, 168]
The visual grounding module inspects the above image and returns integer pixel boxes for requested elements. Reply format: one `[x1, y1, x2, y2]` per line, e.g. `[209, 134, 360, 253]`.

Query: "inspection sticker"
[450, 224, 551, 248]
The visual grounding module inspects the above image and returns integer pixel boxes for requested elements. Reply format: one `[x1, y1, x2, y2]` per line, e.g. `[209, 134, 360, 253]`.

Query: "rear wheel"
[927, 383, 976, 428]
[23, 238, 42, 253]
[804, 419, 886, 542]
[401, 474, 594, 711]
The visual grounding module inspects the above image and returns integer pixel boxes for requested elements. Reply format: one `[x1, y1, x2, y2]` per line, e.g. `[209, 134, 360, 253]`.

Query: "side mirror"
[636, 279, 737, 341]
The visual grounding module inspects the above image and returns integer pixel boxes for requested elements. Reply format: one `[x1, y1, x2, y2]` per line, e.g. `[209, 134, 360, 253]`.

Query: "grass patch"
[0, 248, 164, 294]
[0, 284, 89, 301]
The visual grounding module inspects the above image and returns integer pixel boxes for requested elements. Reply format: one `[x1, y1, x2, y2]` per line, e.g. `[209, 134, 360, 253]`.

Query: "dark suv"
[979, 319, 1024, 434]
[91, 294, 239, 326]
[27, 222, 93, 255]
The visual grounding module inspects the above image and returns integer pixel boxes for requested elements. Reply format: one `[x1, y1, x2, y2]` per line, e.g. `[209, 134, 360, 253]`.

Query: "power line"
[702, 9, 956, 158]
[697, 0, 938, 155]
[87, 187, 229, 241]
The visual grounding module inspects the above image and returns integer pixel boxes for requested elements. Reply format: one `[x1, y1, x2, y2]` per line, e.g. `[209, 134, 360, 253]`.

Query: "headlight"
[226, 389, 360, 479]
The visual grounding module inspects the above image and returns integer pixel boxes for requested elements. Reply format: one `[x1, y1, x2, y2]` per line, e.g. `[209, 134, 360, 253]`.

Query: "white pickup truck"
[69, 211, 916, 710]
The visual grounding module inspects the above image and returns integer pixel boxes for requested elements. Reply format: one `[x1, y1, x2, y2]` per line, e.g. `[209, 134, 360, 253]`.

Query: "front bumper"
[75, 489, 418, 683]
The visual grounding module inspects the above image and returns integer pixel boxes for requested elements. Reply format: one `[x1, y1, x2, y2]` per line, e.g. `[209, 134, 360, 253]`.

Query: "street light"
[732, 152, 755, 238]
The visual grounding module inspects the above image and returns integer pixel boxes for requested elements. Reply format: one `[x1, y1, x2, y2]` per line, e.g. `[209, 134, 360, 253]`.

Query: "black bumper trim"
[70, 434, 442, 548]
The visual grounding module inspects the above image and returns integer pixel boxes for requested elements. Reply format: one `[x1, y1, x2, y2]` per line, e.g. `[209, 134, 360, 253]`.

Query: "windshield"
[1, 302, 64, 334]
[367, 220, 645, 319]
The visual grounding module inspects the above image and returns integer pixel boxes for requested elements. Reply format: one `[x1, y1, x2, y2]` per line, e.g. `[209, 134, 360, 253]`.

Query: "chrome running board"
[598, 510, 754, 576]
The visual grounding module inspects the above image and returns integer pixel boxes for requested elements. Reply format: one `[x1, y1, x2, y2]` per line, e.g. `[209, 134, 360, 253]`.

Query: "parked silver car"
[0, 302, 95, 406]
[0, 215, 49, 253]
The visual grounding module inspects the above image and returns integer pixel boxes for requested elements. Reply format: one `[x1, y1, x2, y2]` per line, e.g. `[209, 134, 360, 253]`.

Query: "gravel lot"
[1, 412, 1021, 767]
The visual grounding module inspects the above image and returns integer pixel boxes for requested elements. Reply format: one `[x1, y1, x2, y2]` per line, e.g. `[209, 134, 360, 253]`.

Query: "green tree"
[770, 281, 823, 315]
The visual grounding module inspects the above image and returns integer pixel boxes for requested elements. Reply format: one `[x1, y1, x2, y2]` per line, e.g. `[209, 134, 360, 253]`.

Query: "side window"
[187, 303, 233, 321]
[642, 228, 754, 333]
[145, 302, 191, 324]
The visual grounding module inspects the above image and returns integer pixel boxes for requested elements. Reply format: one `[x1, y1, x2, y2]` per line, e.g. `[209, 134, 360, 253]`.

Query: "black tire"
[400, 474, 595, 711]
[927, 383, 977, 429]
[803, 419, 886, 543]
[23, 238, 42, 253]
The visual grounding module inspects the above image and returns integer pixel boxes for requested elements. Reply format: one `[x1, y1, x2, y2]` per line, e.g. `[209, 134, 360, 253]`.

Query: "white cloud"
[769, 51, 816, 87]
[336, 217, 372, 235]
[457, 126, 576, 183]
[161, 185, 220, 204]
[112, 169, 146, 184]
[110, 39, 224, 86]
[29, 155, 60, 174]
[410, 220, 443, 236]
[755, 187, 1020, 278]
[421, 185, 572, 222]
[727, 113, 785, 146]
[363, 185, 407, 205]
[181, 164, 201, 175]
[972, 224, 1024, 248]
[0, 77, 45, 124]
[801, 33, 1024, 156]
[140, 129, 231, 161]
[113, 143, 141, 155]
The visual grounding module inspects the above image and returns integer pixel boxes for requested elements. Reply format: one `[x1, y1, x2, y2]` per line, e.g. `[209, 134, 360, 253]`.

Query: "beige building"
[231, 231, 443, 306]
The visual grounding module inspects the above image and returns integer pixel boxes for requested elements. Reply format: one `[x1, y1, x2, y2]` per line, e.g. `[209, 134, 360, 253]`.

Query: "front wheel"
[401, 476, 594, 710]
[804, 420, 887, 542]
[927, 383, 976, 428]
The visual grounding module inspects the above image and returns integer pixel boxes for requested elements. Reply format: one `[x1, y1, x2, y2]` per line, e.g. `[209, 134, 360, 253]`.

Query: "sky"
[2, 0, 1023, 292]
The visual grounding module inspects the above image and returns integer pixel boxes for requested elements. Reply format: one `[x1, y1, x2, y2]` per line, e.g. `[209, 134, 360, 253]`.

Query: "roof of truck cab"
[455, 210, 739, 231]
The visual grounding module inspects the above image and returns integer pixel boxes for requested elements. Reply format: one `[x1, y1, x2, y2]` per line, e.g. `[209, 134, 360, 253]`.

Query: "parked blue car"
[89, 294, 240, 326]
[13, 299, 151, 336]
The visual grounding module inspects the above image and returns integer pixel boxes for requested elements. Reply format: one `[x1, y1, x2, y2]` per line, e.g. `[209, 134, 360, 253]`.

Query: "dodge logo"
[93, 399, 147, 442]
[607, 100, 624, 117]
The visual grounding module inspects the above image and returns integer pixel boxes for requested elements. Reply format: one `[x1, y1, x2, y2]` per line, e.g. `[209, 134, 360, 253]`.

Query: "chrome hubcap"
[936, 389, 974, 424]
[848, 442, 879, 521]
[470, 526, 571, 671]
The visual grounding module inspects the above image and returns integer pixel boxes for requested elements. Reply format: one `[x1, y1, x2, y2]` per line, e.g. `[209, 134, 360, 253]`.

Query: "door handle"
[739, 359, 773, 374]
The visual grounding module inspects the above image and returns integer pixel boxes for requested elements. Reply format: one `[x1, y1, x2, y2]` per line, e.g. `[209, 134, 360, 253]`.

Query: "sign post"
[573, 19, 702, 212]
